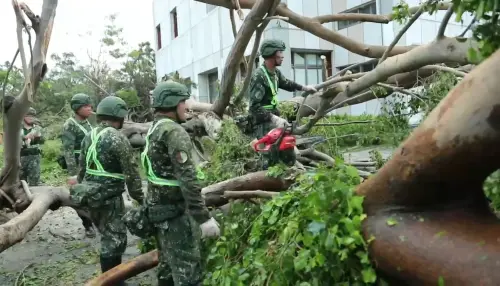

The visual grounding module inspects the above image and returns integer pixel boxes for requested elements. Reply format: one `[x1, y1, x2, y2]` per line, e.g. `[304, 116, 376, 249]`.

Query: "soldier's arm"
[115, 134, 143, 203]
[33, 125, 45, 144]
[277, 69, 304, 92]
[76, 136, 88, 183]
[248, 76, 272, 121]
[61, 122, 78, 175]
[167, 127, 211, 224]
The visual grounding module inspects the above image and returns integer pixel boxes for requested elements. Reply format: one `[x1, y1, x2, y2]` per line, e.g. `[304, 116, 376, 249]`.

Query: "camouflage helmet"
[70, 93, 92, 111]
[26, 107, 36, 116]
[151, 80, 190, 109]
[259, 39, 286, 58]
[96, 96, 128, 118]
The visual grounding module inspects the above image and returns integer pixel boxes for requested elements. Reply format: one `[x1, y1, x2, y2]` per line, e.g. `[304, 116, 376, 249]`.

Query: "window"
[170, 8, 178, 39]
[292, 52, 332, 92]
[206, 4, 216, 13]
[155, 24, 162, 50]
[336, 61, 377, 74]
[337, 1, 377, 30]
[208, 71, 219, 103]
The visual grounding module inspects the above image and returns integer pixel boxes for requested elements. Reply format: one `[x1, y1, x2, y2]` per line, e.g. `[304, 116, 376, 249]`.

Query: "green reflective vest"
[85, 127, 125, 180]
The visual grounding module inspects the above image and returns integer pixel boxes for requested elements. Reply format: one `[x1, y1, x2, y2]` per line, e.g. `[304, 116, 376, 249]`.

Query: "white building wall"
[153, 0, 473, 116]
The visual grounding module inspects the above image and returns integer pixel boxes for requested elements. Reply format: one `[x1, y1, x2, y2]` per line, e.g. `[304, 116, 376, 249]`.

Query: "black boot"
[100, 256, 127, 286]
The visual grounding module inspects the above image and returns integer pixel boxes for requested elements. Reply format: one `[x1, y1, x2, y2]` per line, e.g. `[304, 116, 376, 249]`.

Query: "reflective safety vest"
[70, 118, 92, 155]
[141, 119, 206, 186]
[260, 65, 278, 110]
[85, 127, 125, 180]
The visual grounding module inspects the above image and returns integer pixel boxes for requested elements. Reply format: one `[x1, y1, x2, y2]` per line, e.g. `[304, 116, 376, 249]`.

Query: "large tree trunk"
[357, 48, 500, 284]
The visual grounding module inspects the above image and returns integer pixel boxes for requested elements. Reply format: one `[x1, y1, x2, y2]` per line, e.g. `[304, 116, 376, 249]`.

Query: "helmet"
[26, 107, 36, 116]
[70, 93, 92, 111]
[259, 39, 286, 58]
[96, 96, 128, 118]
[151, 80, 190, 109]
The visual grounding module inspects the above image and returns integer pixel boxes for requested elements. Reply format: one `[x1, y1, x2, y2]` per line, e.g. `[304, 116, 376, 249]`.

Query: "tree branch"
[379, 3, 426, 64]
[294, 37, 475, 134]
[223, 190, 279, 200]
[436, 6, 455, 39]
[313, 2, 451, 24]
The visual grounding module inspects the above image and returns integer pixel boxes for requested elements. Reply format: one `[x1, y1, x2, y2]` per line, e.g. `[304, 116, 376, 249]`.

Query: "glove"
[67, 175, 78, 186]
[302, 85, 317, 93]
[200, 217, 220, 239]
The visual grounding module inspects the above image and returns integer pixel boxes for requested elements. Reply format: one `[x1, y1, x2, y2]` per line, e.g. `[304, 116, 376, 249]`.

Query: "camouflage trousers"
[155, 213, 203, 285]
[252, 114, 289, 139]
[20, 154, 41, 186]
[89, 196, 127, 258]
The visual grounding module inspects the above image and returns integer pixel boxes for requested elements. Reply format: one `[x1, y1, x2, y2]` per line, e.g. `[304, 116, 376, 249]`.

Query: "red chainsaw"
[253, 125, 297, 166]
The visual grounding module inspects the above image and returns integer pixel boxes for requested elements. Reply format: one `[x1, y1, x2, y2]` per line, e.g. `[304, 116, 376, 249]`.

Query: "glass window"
[307, 69, 319, 85]
[293, 53, 305, 66]
[306, 54, 318, 67]
[294, 68, 306, 85]
[337, 1, 377, 30]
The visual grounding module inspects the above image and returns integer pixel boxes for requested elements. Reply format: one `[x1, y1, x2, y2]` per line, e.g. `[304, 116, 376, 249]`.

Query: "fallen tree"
[83, 0, 500, 284]
[4, 0, 500, 284]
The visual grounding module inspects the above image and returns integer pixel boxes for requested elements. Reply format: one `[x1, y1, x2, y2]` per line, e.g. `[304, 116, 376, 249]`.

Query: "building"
[152, 0, 473, 115]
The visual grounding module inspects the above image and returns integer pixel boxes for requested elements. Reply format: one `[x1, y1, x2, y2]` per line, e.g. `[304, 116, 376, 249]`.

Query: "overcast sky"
[1, 0, 154, 69]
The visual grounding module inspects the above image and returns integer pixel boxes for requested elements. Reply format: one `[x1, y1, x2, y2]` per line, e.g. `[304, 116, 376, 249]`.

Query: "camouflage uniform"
[61, 93, 95, 236]
[60, 93, 94, 175]
[72, 96, 143, 283]
[248, 39, 304, 139]
[141, 81, 215, 286]
[20, 108, 44, 186]
[61, 117, 93, 175]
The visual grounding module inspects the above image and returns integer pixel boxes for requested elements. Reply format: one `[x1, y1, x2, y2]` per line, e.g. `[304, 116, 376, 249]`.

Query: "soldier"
[142, 80, 220, 286]
[249, 39, 317, 139]
[20, 107, 44, 186]
[61, 93, 96, 237]
[75, 96, 143, 284]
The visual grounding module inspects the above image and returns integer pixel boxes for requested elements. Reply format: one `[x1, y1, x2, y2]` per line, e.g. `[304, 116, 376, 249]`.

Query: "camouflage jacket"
[248, 64, 303, 122]
[77, 122, 143, 203]
[143, 114, 210, 225]
[61, 117, 94, 175]
[21, 124, 45, 156]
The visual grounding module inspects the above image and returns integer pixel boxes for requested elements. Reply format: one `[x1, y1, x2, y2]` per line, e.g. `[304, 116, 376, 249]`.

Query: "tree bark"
[357, 48, 500, 284]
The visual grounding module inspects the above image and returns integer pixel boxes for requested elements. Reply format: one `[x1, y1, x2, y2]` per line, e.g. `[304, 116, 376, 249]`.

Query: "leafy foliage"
[202, 120, 257, 184]
[203, 164, 377, 285]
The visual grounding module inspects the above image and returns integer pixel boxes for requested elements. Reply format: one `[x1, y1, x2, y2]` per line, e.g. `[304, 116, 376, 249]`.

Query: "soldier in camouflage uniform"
[72, 96, 144, 285]
[61, 93, 96, 237]
[142, 80, 220, 286]
[20, 107, 44, 186]
[249, 39, 317, 139]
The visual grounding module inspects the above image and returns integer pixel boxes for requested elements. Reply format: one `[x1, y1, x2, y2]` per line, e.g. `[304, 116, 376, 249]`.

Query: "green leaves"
[203, 164, 378, 285]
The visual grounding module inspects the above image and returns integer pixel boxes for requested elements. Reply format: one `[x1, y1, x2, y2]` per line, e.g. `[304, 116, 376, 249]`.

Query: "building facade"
[152, 0, 473, 115]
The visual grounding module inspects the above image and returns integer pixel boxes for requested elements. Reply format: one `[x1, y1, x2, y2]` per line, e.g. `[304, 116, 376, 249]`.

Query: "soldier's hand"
[200, 217, 220, 239]
[67, 176, 78, 186]
[302, 85, 317, 93]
